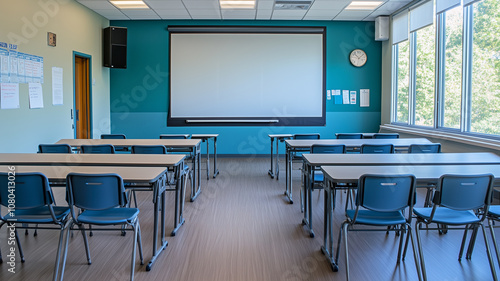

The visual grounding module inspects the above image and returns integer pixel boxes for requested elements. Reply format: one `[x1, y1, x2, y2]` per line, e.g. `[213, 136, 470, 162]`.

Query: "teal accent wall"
[110, 20, 382, 155]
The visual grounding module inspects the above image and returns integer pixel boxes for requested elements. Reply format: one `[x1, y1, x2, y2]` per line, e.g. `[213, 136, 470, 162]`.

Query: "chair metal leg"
[130, 220, 139, 281]
[481, 224, 498, 281]
[396, 224, 405, 263]
[335, 221, 347, 264]
[78, 224, 91, 264]
[489, 219, 500, 265]
[137, 221, 144, 265]
[59, 221, 73, 281]
[408, 224, 423, 281]
[459, 225, 470, 260]
[14, 229, 25, 262]
[53, 219, 72, 281]
[343, 223, 350, 281]
[466, 225, 479, 260]
[415, 221, 427, 281]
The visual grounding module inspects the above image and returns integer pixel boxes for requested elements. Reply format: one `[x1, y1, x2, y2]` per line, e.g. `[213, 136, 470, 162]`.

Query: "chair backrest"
[0, 172, 53, 209]
[336, 133, 363, 139]
[38, 144, 72, 153]
[311, 144, 346, 154]
[361, 144, 394, 154]
[159, 134, 190, 139]
[408, 144, 441, 153]
[131, 145, 167, 154]
[357, 174, 416, 212]
[293, 134, 320, 140]
[66, 173, 126, 212]
[373, 133, 399, 139]
[101, 134, 126, 139]
[434, 174, 494, 211]
[81, 144, 115, 154]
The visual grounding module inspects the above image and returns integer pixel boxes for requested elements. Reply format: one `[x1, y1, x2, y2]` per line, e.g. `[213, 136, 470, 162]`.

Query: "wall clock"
[349, 49, 367, 67]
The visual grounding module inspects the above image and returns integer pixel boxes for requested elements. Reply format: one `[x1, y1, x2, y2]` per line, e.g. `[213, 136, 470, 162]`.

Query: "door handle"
[76, 110, 79, 121]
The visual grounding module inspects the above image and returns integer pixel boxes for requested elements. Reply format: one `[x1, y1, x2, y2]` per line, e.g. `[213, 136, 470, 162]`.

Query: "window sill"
[380, 124, 500, 152]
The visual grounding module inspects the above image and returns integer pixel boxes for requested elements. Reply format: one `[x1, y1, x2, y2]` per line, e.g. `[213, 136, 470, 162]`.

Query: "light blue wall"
[110, 20, 382, 155]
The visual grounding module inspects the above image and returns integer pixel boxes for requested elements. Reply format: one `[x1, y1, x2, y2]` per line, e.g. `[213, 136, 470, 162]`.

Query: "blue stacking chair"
[38, 144, 72, 153]
[131, 145, 191, 198]
[409, 144, 442, 207]
[487, 206, 500, 267]
[0, 172, 71, 281]
[292, 133, 320, 160]
[335, 174, 421, 281]
[361, 144, 394, 154]
[160, 134, 191, 154]
[336, 133, 363, 139]
[62, 173, 143, 281]
[412, 174, 497, 281]
[301, 144, 346, 212]
[101, 134, 128, 151]
[408, 144, 441, 153]
[81, 144, 115, 154]
[373, 133, 399, 139]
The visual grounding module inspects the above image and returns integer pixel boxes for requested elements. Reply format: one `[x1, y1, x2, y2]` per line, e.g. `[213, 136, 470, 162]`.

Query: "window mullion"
[408, 32, 417, 125]
[461, 5, 473, 132]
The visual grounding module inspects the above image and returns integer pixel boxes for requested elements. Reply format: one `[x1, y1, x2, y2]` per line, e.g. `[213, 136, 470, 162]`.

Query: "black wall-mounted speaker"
[103, 26, 127, 69]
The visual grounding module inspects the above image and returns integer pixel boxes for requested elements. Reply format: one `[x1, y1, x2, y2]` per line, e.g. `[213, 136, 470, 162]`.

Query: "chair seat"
[488, 205, 500, 217]
[313, 170, 323, 183]
[77, 208, 139, 225]
[3, 206, 70, 223]
[413, 207, 480, 225]
[346, 209, 406, 226]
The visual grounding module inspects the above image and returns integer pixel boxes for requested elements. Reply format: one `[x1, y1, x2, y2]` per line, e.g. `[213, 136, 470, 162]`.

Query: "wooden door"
[74, 56, 90, 139]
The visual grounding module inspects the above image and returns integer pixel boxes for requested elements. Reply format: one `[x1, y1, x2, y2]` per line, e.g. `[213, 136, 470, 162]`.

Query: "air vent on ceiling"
[274, 0, 312, 10]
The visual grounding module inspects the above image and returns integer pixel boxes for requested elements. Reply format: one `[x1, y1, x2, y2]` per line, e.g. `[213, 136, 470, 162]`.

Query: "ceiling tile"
[182, 0, 220, 10]
[303, 15, 335, 20]
[188, 9, 221, 16]
[144, 0, 186, 9]
[334, 10, 372, 21]
[121, 9, 160, 17]
[78, 1, 117, 10]
[257, 1, 274, 9]
[191, 14, 222, 19]
[155, 9, 190, 17]
[256, 10, 272, 19]
[305, 9, 341, 17]
[309, 1, 350, 10]
[271, 10, 308, 19]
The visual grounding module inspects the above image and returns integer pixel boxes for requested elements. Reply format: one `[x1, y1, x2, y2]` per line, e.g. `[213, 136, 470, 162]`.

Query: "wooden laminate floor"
[0, 157, 498, 280]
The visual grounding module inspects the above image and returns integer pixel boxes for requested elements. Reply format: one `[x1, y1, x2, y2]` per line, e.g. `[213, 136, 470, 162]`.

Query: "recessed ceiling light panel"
[345, 1, 383, 10]
[110, 0, 149, 9]
[220, 0, 256, 9]
[274, 0, 312, 10]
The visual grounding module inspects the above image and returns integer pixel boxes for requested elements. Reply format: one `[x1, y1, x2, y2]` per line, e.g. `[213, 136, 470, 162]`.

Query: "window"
[414, 25, 435, 127]
[470, 0, 500, 135]
[391, 0, 500, 138]
[442, 6, 463, 129]
[395, 41, 410, 123]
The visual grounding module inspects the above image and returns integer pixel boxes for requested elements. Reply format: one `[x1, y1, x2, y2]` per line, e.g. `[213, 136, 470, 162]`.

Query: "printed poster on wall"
[9, 44, 18, 83]
[1, 83, 20, 109]
[0, 42, 9, 83]
[17, 52, 26, 84]
[52, 67, 63, 105]
[29, 83, 44, 109]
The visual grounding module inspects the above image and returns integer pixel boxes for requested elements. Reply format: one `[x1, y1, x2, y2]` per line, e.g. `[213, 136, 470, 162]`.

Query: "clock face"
[349, 49, 367, 67]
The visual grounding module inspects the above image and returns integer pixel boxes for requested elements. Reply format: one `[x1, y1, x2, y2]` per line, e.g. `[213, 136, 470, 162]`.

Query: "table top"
[56, 138, 201, 148]
[303, 152, 500, 166]
[191, 134, 219, 138]
[321, 164, 500, 184]
[0, 153, 186, 167]
[268, 134, 293, 138]
[1, 165, 169, 183]
[285, 138, 432, 148]
[335, 133, 376, 138]
[159, 134, 191, 138]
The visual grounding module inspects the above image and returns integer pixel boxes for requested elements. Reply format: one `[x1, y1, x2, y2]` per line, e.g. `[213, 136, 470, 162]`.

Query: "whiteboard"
[168, 27, 325, 126]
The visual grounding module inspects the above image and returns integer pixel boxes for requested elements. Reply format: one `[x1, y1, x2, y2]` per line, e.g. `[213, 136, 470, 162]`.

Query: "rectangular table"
[284, 138, 433, 203]
[56, 138, 203, 201]
[191, 134, 220, 179]
[1, 165, 174, 272]
[0, 153, 187, 234]
[268, 134, 293, 180]
[319, 164, 500, 271]
[300, 152, 500, 237]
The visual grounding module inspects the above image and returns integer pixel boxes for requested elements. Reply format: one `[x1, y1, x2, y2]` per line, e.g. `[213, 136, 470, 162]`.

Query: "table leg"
[190, 147, 202, 202]
[268, 137, 275, 178]
[146, 178, 169, 271]
[321, 182, 338, 272]
[171, 164, 185, 236]
[284, 146, 293, 204]
[302, 163, 315, 237]
[275, 138, 280, 180]
[213, 137, 219, 178]
[205, 139, 210, 180]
